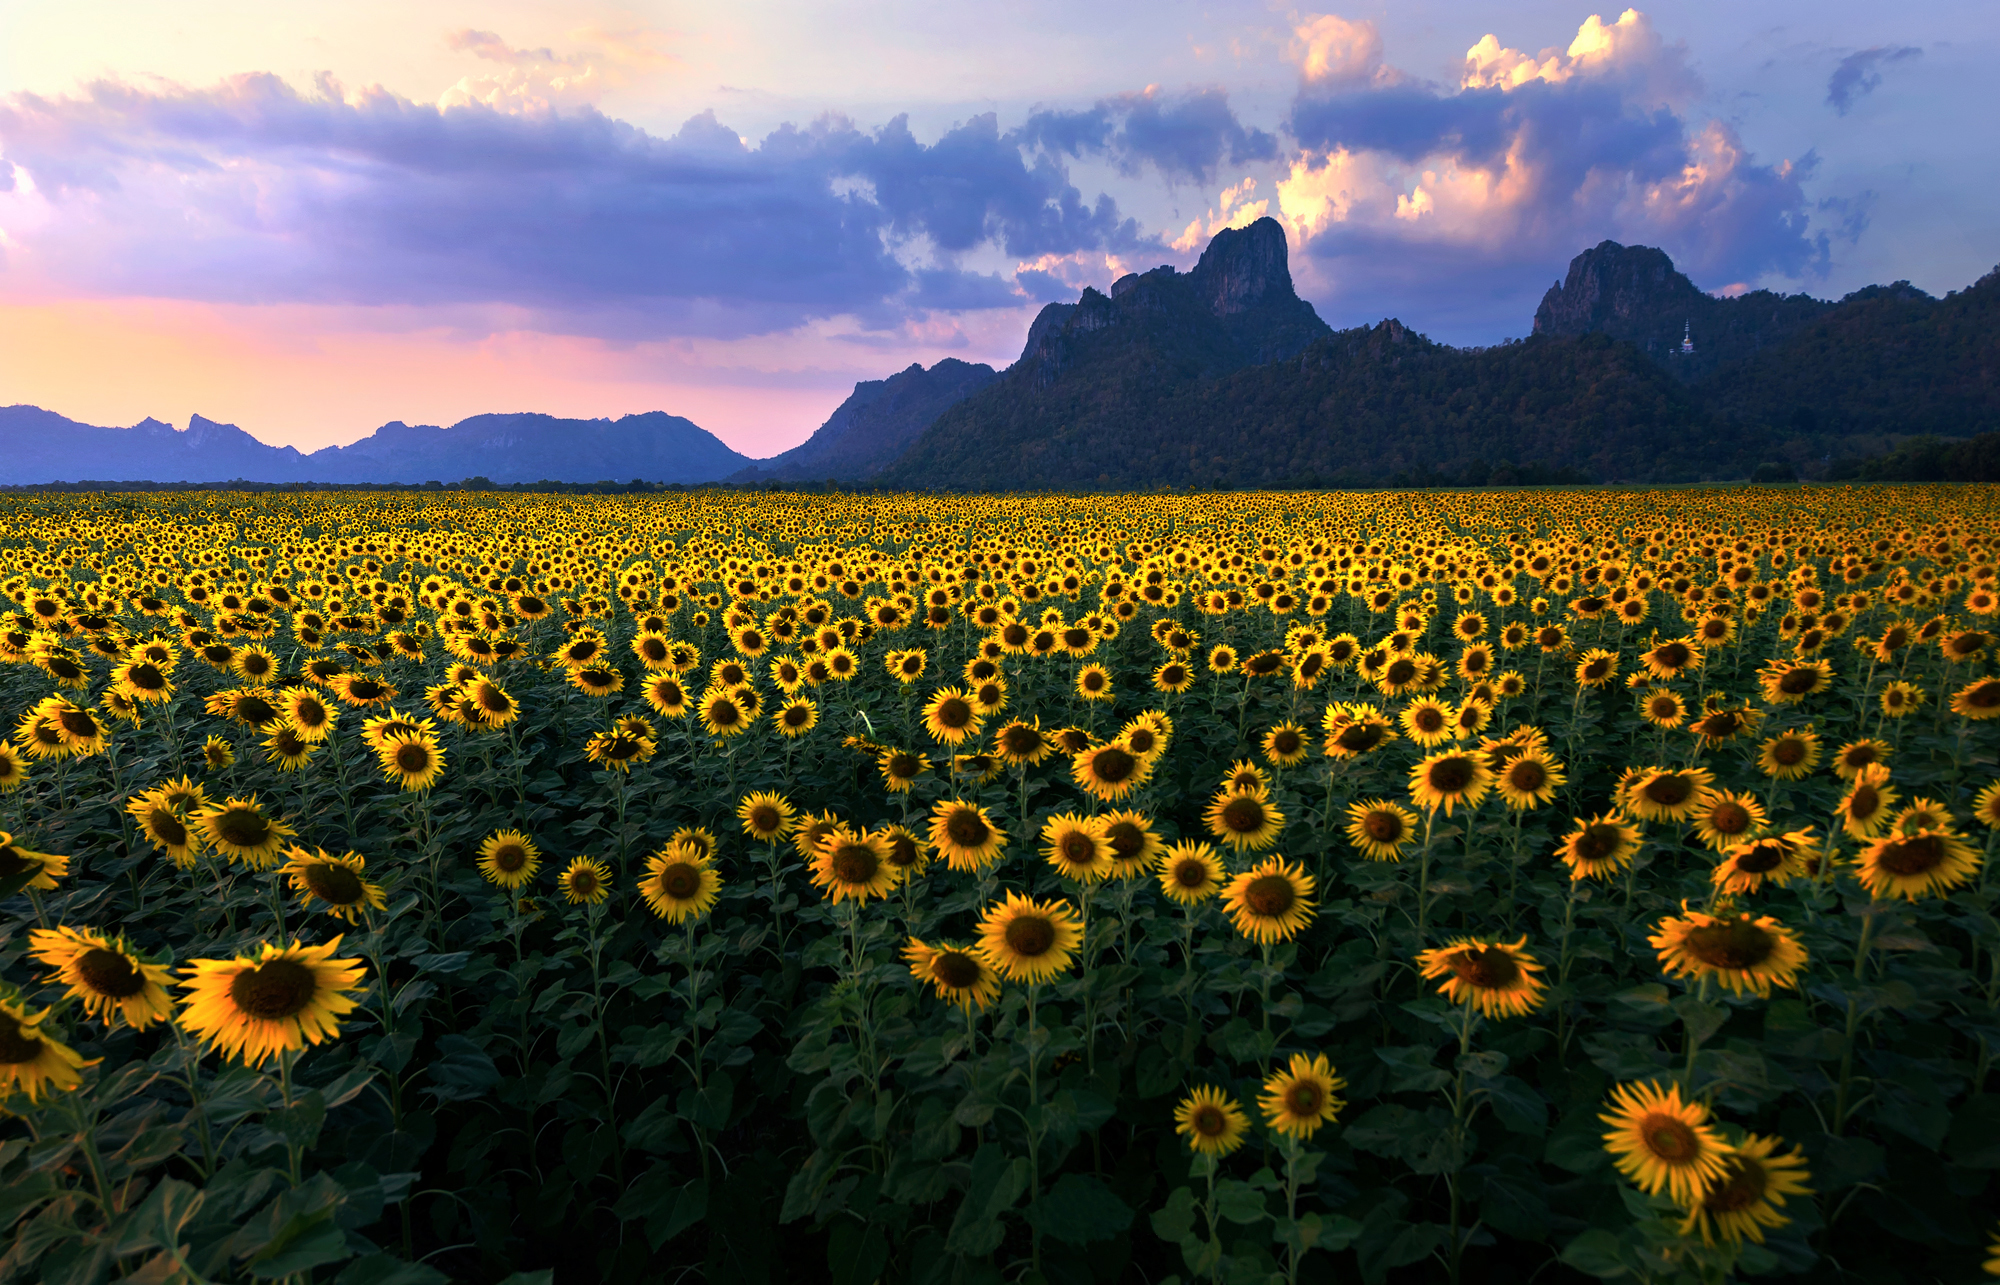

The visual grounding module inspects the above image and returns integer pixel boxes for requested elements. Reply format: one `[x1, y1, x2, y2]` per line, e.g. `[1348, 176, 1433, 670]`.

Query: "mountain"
[0, 408, 752, 486]
[734, 359, 997, 482]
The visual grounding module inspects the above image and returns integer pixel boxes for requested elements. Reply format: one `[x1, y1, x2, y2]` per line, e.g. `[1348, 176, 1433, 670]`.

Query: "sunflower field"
[2, 484, 1999, 1285]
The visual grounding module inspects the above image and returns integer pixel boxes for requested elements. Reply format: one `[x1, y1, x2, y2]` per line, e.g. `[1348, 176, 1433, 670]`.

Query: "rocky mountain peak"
[1532, 241, 1706, 338]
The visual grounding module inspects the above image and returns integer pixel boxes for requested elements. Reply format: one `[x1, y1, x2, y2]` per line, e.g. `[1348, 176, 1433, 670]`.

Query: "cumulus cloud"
[1291, 15, 1394, 89]
[1826, 46, 1921, 115]
[0, 74, 1159, 340]
[1013, 87, 1277, 184]
[1276, 8, 1824, 330]
[437, 26, 676, 112]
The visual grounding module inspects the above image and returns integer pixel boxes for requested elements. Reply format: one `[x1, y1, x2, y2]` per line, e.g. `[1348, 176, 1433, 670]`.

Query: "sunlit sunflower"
[557, 856, 613, 905]
[903, 938, 1000, 1011]
[699, 689, 750, 738]
[1342, 798, 1419, 861]
[1196, 787, 1280, 854]
[1155, 841, 1225, 905]
[192, 795, 295, 869]
[583, 730, 655, 773]
[640, 843, 721, 922]
[1071, 741, 1152, 801]
[774, 698, 818, 738]
[1950, 677, 2000, 720]
[1687, 790, 1767, 853]
[1831, 738, 1891, 781]
[642, 674, 690, 718]
[328, 673, 398, 708]
[464, 678, 519, 727]
[0, 744, 27, 793]
[1175, 1085, 1250, 1156]
[811, 827, 899, 904]
[1573, 648, 1620, 688]
[1259, 1052, 1347, 1140]
[1100, 810, 1163, 877]
[1321, 705, 1396, 759]
[877, 824, 930, 879]
[1652, 909, 1808, 997]
[1398, 698, 1455, 747]
[477, 830, 541, 890]
[127, 789, 202, 866]
[1260, 722, 1311, 768]
[1712, 829, 1815, 895]
[1638, 687, 1688, 729]
[737, 792, 797, 844]
[111, 658, 175, 704]
[1599, 1080, 1737, 1204]
[1679, 1133, 1812, 1247]
[974, 891, 1082, 982]
[1620, 765, 1715, 824]
[1837, 766, 1899, 839]
[1756, 728, 1820, 781]
[0, 998, 92, 1101]
[929, 799, 1007, 871]
[1972, 781, 2000, 830]
[1222, 856, 1316, 943]
[170, 901, 341, 1043]
[1757, 658, 1834, 705]
[1408, 751, 1493, 816]
[993, 719, 1053, 766]
[1494, 749, 1565, 811]
[378, 733, 447, 792]
[280, 847, 387, 924]
[1416, 935, 1547, 1016]
[1153, 658, 1196, 693]
[1855, 827, 1982, 900]
[29, 926, 174, 1029]
[920, 686, 982, 744]
[1558, 813, 1643, 882]
[1878, 680, 1924, 718]
[1041, 812, 1113, 883]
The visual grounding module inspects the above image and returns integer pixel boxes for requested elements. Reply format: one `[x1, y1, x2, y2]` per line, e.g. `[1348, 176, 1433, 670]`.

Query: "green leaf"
[424, 1035, 499, 1102]
[1212, 1178, 1267, 1225]
[335, 1254, 452, 1285]
[268, 1090, 327, 1154]
[945, 1144, 1027, 1257]
[1559, 1229, 1631, 1278]
[1671, 997, 1727, 1048]
[1149, 1186, 1198, 1243]
[1375, 1045, 1450, 1093]
[112, 1177, 204, 1256]
[1027, 1173, 1133, 1245]
[828, 1220, 890, 1285]
[1946, 1095, 2000, 1168]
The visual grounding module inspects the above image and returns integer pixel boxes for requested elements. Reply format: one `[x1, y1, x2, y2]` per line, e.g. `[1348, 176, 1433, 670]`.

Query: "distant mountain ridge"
[733, 359, 998, 482]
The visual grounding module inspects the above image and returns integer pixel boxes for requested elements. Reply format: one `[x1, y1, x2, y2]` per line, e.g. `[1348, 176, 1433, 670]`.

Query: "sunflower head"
[558, 856, 613, 906]
[1416, 936, 1547, 1017]
[281, 847, 387, 924]
[28, 925, 174, 1030]
[477, 830, 543, 890]
[903, 938, 1000, 1011]
[1258, 1052, 1348, 1139]
[1222, 856, 1317, 944]
[974, 891, 1082, 982]
[1155, 841, 1225, 905]
[641, 843, 721, 923]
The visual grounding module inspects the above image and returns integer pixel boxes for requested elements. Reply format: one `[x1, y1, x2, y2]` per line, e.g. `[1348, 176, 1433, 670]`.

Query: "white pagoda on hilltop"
[1679, 320, 1694, 355]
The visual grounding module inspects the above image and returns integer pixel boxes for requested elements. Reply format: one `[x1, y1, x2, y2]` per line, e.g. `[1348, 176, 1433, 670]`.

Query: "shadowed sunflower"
[974, 892, 1081, 982]
[878, 748, 932, 794]
[1321, 704, 1395, 759]
[1573, 648, 1620, 688]
[1260, 722, 1311, 767]
[1951, 677, 2000, 720]
[699, 689, 750, 738]
[1679, 1133, 1812, 1247]
[1878, 680, 1924, 718]
[1837, 766, 1899, 839]
[1075, 664, 1114, 702]
[281, 848, 386, 923]
[1409, 750, 1492, 816]
[1620, 765, 1715, 824]
[904, 938, 1000, 1011]
[1692, 790, 1767, 853]
[1205, 788, 1285, 852]
[1713, 829, 1815, 895]
[1259, 1052, 1347, 1140]
[29, 926, 174, 1029]
[378, 733, 447, 792]
[1345, 799, 1420, 861]
[641, 843, 721, 922]
[994, 719, 1053, 766]
[1071, 741, 1151, 801]
[465, 678, 518, 727]
[127, 789, 202, 866]
[193, 796, 295, 869]
[929, 800, 1007, 872]
[1832, 738, 1892, 781]
[111, 658, 175, 704]
[642, 675, 690, 718]
[878, 825, 930, 879]
[584, 729, 655, 773]
[1757, 728, 1820, 781]
[1757, 658, 1833, 705]
[1688, 704, 1761, 747]
[1599, 1080, 1736, 1204]
[1101, 810, 1163, 878]
[557, 856, 612, 905]
[568, 665, 624, 698]
[178, 937, 366, 1062]
[1153, 659, 1196, 693]
[1041, 812, 1113, 883]
[1222, 856, 1316, 943]
[1494, 750, 1565, 811]
[0, 998, 92, 1101]
[774, 698, 818, 738]
[1855, 827, 1981, 900]
[44, 698, 111, 755]
[0, 744, 27, 792]
[477, 830, 541, 890]
[278, 687, 337, 741]
[738, 792, 797, 844]
[329, 673, 397, 708]
[812, 828, 899, 904]
[1221, 759, 1270, 794]
[1175, 1086, 1249, 1156]
[263, 725, 318, 772]
[1973, 781, 2000, 830]
[200, 735, 235, 771]
[1652, 909, 1808, 996]
[1558, 813, 1643, 882]
[1155, 841, 1225, 905]
[1416, 936, 1547, 1016]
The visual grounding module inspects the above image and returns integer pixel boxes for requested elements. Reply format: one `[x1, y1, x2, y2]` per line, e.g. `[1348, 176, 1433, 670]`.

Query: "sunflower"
[811, 828, 899, 904]
[1599, 1080, 1736, 1204]
[28, 926, 174, 1029]
[1640, 636, 1704, 680]
[1831, 738, 1891, 782]
[1651, 909, 1808, 997]
[773, 697, 818, 738]
[643, 675, 690, 718]
[360, 709, 432, 753]
[1757, 658, 1833, 705]
[278, 687, 337, 741]
[280, 847, 387, 924]
[1153, 659, 1196, 693]
[1041, 812, 1113, 883]
[584, 730, 655, 773]
[1204, 788, 1285, 852]
[1573, 648, 1620, 688]
[1688, 704, 1761, 748]
[1712, 830, 1816, 895]
[329, 673, 398, 708]
[1494, 750, 1565, 811]
[1100, 810, 1163, 877]
[993, 719, 1053, 766]
[1222, 856, 1316, 943]
[1891, 798, 1955, 833]
[1052, 726, 1095, 755]
[1973, 781, 2000, 830]
[1878, 680, 1924, 718]
[1408, 751, 1492, 816]
[1692, 790, 1768, 853]
[378, 733, 447, 792]
[1855, 827, 1982, 900]
[201, 735, 236, 771]
[1221, 759, 1270, 795]
[127, 789, 202, 866]
[0, 744, 27, 792]
[974, 892, 1082, 982]
[177, 937, 367, 1063]
[1951, 678, 2000, 720]
[1558, 813, 1643, 882]
[1638, 687, 1688, 729]
[1257, 1052, 1347, 1140]
[1071, 741, 1152, 802]
[1837, 766, 1899, 839]
[1345, 799, 1420, 861]
[557, 856, 612, 905]
[1620, 765, 1715, 824]
[0, 998, 92, 1101]
[262, 725, 319, 773]
[903, 938, 1000, 1011]
[477, 830, 542, 889]
[1175, 1086, 1250, 1157]
[1756, 728, 1819, 781]
[193, 796, 295, 869]
[929, 799, 1007, 872]
[640, 843, 721, 922]
[737, 792, 797, 844]
[1398, 698, 1455, 747]
[699, 689, 750, 739]
[876, 747, 932, 794]
[1679, 1134, 1812, 1247]
[111, 658, 175, 704]
[1416, 936, 1547, 1016]
[464, 678, 519, 727]
[1155, 841, 1225, 905]
[44, 698, 111, 755]
[1321, 705, 1395, 758]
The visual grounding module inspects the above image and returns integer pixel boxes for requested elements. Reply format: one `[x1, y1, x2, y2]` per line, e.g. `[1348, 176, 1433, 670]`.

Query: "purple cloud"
[1014, 87, 1278, 184]
[1827, 47, 1922, 115]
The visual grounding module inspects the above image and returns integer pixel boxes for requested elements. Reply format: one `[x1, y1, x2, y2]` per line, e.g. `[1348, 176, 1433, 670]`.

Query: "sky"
[0, 1, 1991, 458]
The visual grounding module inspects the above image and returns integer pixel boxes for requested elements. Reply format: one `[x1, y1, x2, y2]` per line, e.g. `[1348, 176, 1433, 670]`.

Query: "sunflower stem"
[1832, 906, 1879, 1136]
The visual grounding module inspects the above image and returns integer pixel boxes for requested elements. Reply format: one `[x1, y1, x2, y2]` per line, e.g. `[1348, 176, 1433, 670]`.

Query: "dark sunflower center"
[1004, 915, 1057, 958]
[1876, 834, 1943, 876]
[128, 664, 166, 690]
[59, 709, 101, 738]
[1709, 802, 1751, 834]
[1773, 740, 1807, 765]
[1507, 761, 1547, 792]
[1172, 859, 1209, 888]
[750, 806, 781, 833]
[1337, 724, 1384, 753]
[1426, 758, 1475, 794]
[1059, 833, 1096, 864]
[1091, 746, 1137, 783]
[1385, 659, 1417, 685]
[1221, 798, 1267, 834]
[395, 743, 432, 773]
[1447, 946, 1520, 989]
[492, 843, 529, 872]
[229, 958, 317, 1020]
[148, 807, 189, 845]
[1641, 1114, 1698, 1162]
[1778, 669, 1818, 695]
[1362, 810, 1404, 843]
[946, 810, 989, 848]
[1970, 683, 2000, 708]
[1574, 825, 1621, 863]
[661, 863, 701, 899]
[1656, 643, 1689, 668]
[570, 871, 600, 896]
[1104, 823, 1145, 859]
[886, 834, 920, 867]
[1284, 1083, 1322, 1116]
[1683, 920, 1776, 970]
[1002, 727, 1040, 755]
[1244, 873, 1296, 917]
[709, 701, 740, 726]
[301, 862, 364, 904]
[1733, 842, 1784, 873]
[350, 681, 385, 700]
[1847, 786, 1881, 820]
[936, 698, 973, 728]
[1643, 775, 1695, 806]
[1190, 1104, 1227, 1137]
[1272, 730, 1304, 756]
[933, 952, 981, 988]
[831, 843, 880, 884]
[216, 809, 271, 847]
[1702, 1158, 1766, 1213]
[1413, 708, 1445, 733]
[77, 946, 146, 997]
[0, 1011, 46, 1064]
